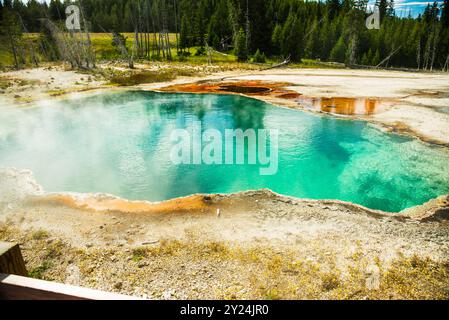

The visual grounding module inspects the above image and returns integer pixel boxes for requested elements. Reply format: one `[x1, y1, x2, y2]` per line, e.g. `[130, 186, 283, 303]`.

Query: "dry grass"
[0, 222, 447, 300]
[109, 68, 199, 86]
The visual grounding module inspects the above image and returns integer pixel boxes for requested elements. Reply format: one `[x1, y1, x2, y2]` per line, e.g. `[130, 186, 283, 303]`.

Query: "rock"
[117, 240, 127, 247]
[65, 265, 81, 286]
[114, 282, 123, 290]
[85, 242, 93, 248]
[365, 265, 380, 290]
[162, 289, 175, 300]
[142, 240, 159, 245]
[0, 168, 44, 203]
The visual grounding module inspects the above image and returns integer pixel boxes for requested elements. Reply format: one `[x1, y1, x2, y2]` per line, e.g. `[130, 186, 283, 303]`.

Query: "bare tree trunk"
[376, 46, 402, 68]
[150, 10, 158, 58]
[161, 3, 171, 60]
[417, 38, 421, 70]
[8, 35, 19, 70]
[444, 54, 449, 72]
[160, 33, 165, 59]
[17, 13, 39, 67]
[166, 32, 172, 59]
[144, 1, 150, 58]
[423, 23, 435, 71]
[430, 26, 439, 71]
[227, 1, 238, 46]
[79, 0, 95, 69]
[30, 45, 39, 67]
[134, 27, 140, 58]
[245, 0, 250, 52]
[173, 0, 179, 54]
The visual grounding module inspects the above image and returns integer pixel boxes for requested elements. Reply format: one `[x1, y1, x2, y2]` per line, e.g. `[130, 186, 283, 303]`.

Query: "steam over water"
[1, 91, 448, 212]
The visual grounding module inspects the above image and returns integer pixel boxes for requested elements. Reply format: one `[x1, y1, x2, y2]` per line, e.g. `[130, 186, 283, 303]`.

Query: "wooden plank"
[0, 242, 27, 276]
[0, 274, 140, 300]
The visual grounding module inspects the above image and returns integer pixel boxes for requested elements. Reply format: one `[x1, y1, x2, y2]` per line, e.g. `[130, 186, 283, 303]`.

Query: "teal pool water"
[1, 91, 448, 212]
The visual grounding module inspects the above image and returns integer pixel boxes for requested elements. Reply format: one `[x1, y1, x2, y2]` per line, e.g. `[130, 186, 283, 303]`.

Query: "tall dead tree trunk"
[8, 35, 19, 70]
[144, 1, 150, 58]
[417, 38, 421, 70]
[443, 54, 449, 72]
[79, 0, 95, 69]
[245, 0, 250, 53]
[17, 14, 39, 67]
[173, 0, 179, 53]
[430, 26, 439, 71]
[149, 2, 158, 58]
[348, 34, 358, 66]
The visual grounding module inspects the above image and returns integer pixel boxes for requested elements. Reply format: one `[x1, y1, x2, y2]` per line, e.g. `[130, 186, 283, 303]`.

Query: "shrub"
[195, 47, 206, 56]
[252, 49, 266, 63]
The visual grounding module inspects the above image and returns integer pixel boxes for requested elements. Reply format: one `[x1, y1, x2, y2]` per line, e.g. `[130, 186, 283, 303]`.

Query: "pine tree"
[440, 0, 449, 70]
[2, 0, 448, 70]
[281, 12, 303, 61]
[49, 0, 64, 21]
[271, 24, 283, 55]
[252, 49, 266, 63]
[330, 35, 346, 62]
[327, 0, 341, 20]
[235, 27, 248, 62]
[304, 20, 320, 59]
[194, 0, 207, 47]
[377, 0, 388, 21]
[372, 49, 381, 66]
[442, 0, 449, 27]
[180, 15, 190, 52]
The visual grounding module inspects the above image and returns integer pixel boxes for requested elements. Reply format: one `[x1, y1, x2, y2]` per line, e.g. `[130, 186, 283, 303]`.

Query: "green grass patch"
[0, 77, 13, 90]
[32, 230, 49, 240]
[110, 68, 197, 86]
[131, 247, 147, 262]
[28, 260, 52, 279]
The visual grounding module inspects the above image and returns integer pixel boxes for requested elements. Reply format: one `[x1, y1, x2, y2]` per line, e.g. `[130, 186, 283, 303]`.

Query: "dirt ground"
[1, 65, 449, 299]
[0, 167, 448, 300]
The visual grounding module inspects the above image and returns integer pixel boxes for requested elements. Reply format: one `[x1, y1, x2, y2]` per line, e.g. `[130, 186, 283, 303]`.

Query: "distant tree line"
[0, 0, 448, 70]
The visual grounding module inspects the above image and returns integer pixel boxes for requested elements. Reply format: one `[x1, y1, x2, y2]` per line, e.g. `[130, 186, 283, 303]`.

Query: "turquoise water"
[1, 91, 448, 212]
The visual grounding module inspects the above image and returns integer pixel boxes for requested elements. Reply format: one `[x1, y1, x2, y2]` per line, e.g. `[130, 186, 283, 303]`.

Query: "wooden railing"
[0, 242, 139, 300]
[0, 273, 137, 300]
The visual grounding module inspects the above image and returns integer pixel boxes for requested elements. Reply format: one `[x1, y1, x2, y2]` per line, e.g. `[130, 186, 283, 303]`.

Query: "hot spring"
[1, 91, 448, 212]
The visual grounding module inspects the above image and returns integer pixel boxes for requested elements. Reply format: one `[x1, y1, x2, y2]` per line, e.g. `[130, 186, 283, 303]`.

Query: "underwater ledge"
[1, 167, 448, 222]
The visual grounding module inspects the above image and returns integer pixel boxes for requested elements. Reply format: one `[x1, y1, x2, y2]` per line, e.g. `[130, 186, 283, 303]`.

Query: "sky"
[368, 0, 445, 17]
